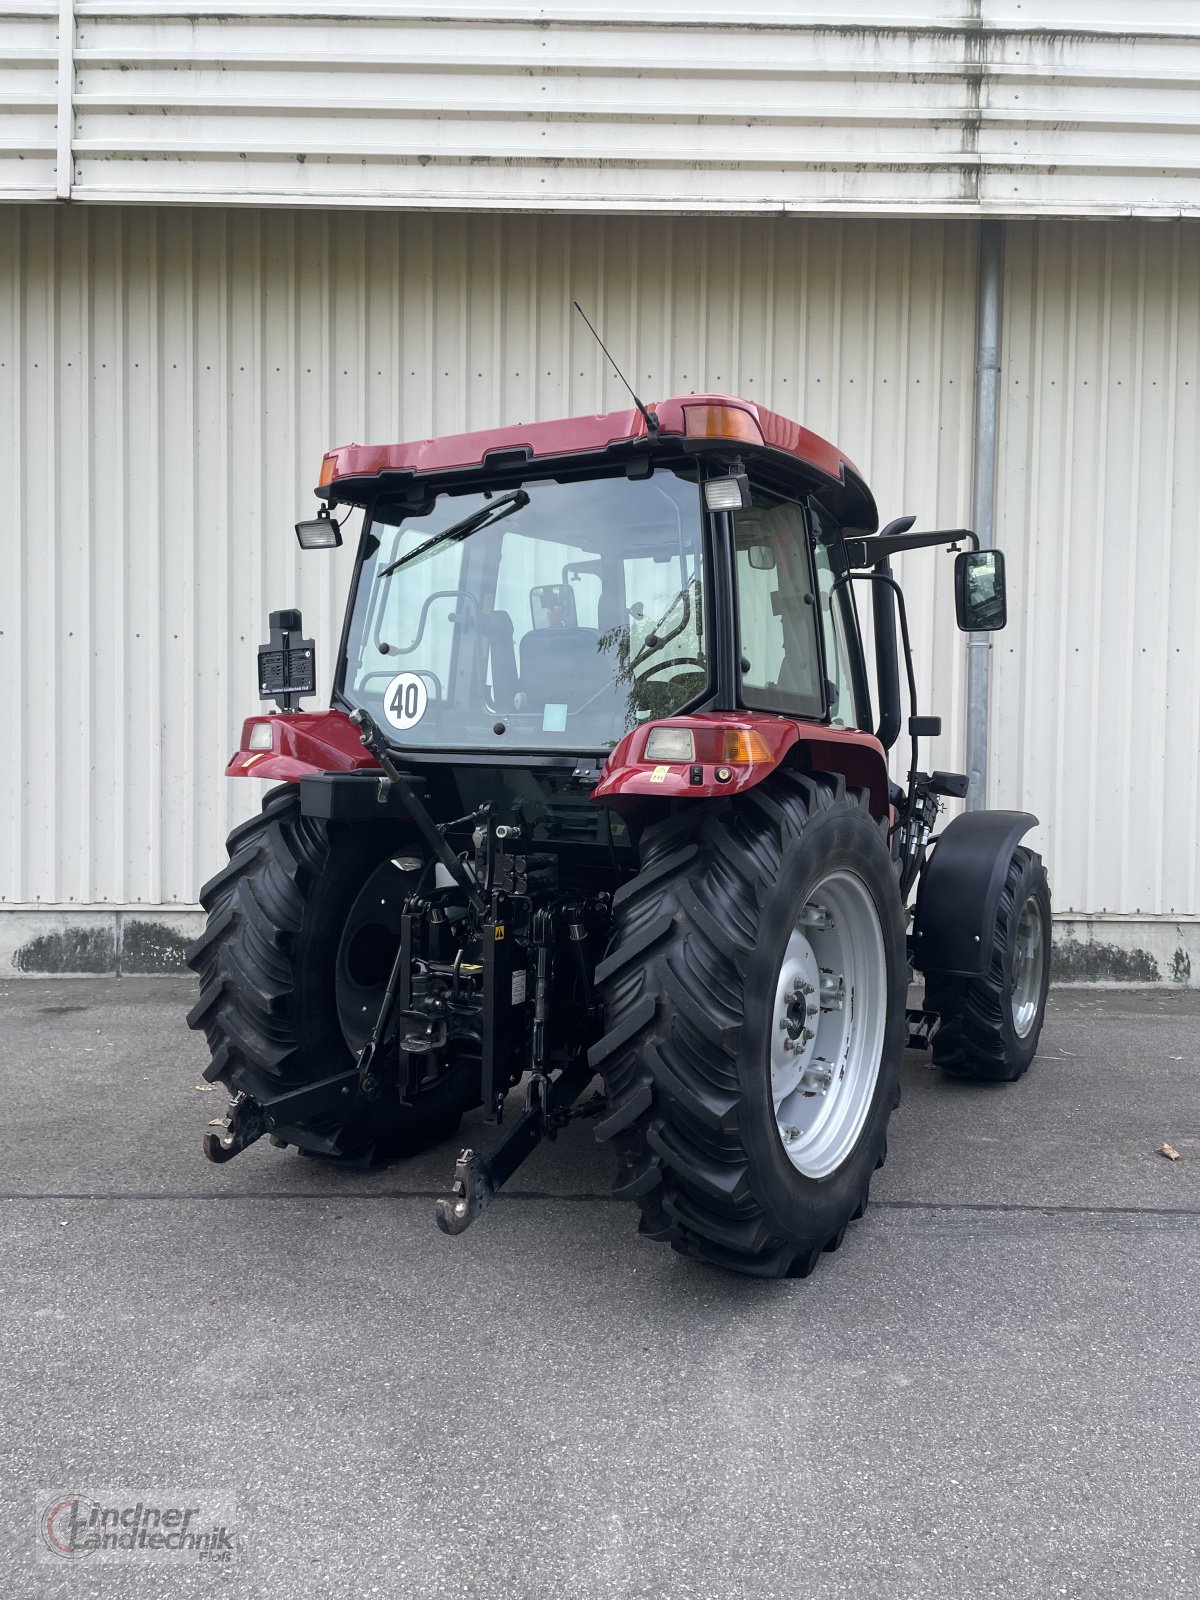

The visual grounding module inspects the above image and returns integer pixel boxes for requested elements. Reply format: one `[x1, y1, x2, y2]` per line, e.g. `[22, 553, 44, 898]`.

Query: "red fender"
[592, 714, 890, 822]
[225, 709, 380, 782]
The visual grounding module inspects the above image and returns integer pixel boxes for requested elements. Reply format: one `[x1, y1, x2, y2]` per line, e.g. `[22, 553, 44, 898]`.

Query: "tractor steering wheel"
[641, 656, 706, 681]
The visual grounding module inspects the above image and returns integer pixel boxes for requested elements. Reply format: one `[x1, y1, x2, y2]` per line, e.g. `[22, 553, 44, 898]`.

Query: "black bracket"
[844, 527, 979, 570]
[257, 609, 317, 713]
[202, 1091, 266, 1163]
[201, 1069, 359, 1164]
[433, 1060, 593, 1236]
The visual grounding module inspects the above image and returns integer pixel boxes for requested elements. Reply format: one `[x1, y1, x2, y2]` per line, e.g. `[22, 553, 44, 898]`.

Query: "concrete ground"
[1, 980, 1198, 1599]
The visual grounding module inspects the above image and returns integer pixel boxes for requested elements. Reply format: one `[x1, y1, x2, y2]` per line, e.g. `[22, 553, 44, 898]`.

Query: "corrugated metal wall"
[1, 205, 1197, 930]
[995, 219, 1200, 920]
[0, 204, 977, 909]
[4, 3, 1199, 216]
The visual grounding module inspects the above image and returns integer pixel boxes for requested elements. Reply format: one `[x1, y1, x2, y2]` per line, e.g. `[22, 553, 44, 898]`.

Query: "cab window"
[733, 494, 824, 719]
[810, 507, 871, 732]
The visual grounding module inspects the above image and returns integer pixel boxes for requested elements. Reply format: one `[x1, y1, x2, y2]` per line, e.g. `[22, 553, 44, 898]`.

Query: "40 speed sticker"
[382, 671, 428, 732]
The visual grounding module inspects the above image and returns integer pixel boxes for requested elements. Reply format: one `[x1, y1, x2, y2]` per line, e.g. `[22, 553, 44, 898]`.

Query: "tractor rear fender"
[224, 709, 380, 783]
[592, 717, 891, 823]
[911, 810, 1039, 978]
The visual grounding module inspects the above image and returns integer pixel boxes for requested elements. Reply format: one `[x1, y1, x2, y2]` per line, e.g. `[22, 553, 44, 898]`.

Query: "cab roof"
[317, 393, 878, 531]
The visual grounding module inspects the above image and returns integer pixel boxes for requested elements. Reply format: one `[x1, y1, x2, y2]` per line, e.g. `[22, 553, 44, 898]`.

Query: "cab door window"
[809, 507, 871, 732]
[733, 495, 824, 719]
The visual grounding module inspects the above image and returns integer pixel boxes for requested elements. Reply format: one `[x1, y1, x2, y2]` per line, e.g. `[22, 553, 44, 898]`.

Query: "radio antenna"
[573, 301, 660, 437]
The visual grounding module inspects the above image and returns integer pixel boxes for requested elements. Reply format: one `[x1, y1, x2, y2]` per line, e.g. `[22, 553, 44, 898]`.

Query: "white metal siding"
[1, 205, 1196, 931]
[994, 218, 1200, 920]
[2, 4, 1199, 216]
[0, 204, 977, 909]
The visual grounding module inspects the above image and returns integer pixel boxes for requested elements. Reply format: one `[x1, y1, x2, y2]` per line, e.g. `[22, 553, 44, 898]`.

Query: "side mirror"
[955, 549, 1007, 631]
[530, 583, 577, 630]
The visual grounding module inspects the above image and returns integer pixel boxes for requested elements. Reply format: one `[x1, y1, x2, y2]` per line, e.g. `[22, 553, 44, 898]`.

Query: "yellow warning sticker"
[494, 925, 506, 941]
[649, 765, 671, 784]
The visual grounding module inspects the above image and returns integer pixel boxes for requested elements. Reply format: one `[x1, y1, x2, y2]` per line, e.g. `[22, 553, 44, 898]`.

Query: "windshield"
[341, 467, 708, 752]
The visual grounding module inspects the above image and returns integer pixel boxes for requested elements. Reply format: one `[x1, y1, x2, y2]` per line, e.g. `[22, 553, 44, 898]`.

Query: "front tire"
[925, 846, 1052, 1082]
[186, 785, 478, 1159]
[590, 771, 906, 1278]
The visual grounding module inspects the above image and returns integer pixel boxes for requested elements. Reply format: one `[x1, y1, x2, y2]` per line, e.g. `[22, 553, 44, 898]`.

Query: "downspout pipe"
[966, 220, 1004, 811]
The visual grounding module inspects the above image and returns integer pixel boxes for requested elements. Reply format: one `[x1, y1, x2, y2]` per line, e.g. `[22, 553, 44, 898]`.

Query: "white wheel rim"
[771, 869, 888, 1179]
[1010, 895, 1045, 1038]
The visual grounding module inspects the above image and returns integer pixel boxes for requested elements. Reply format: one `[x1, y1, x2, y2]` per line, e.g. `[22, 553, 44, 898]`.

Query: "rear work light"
[644, 726, 696, 763]
[703, 474, 752, 513]
[247, 721, 274, 751]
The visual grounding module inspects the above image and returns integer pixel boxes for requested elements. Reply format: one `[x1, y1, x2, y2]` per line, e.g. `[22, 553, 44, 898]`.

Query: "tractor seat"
[517, 626, 610, 711]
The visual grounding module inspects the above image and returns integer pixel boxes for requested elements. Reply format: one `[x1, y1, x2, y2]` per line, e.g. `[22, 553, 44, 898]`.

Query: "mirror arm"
[844, 528, 979, 568]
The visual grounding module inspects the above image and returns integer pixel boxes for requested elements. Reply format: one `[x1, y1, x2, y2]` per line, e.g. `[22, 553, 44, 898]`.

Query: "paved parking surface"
[1, 978, 1198, 1598]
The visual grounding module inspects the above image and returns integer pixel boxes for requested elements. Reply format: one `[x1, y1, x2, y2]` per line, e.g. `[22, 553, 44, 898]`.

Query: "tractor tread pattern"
[186, 786, 478, 1161]
[186, 785, 329, 1100]
[925, 846, 1049, 1082]
[592, 770, 894, 1278]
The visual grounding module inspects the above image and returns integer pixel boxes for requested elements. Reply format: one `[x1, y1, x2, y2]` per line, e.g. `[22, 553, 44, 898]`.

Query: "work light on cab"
[295, 508, 342, 549]
[702, 474, 752, 512]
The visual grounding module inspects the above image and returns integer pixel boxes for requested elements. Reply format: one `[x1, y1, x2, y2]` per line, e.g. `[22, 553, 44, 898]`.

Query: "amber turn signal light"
[721, 728, 773, 765]
[682, 404, 764, 445]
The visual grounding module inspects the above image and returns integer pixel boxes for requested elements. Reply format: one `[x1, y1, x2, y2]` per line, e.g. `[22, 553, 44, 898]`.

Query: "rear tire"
[186, 785, 478, 1159]
[925, 846, 1051, 1083]
[590, 771, 906, 1278]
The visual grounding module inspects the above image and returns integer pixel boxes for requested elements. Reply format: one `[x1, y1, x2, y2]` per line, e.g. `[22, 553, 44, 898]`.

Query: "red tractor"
[187, 394, 1050, 1278]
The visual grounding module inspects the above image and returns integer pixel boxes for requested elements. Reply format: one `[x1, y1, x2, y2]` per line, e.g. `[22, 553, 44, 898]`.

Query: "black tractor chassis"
[203, 709, 609, 1232]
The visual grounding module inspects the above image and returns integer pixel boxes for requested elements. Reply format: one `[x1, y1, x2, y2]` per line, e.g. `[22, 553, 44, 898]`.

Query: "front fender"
[912, 810, 1038, 977]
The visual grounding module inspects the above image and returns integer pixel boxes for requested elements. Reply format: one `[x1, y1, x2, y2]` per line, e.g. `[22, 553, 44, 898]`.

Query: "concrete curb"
[2, 907, 1197, 985]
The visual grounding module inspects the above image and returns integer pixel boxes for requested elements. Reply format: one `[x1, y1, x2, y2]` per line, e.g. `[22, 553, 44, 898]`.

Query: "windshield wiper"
[378, 489, 530, 580]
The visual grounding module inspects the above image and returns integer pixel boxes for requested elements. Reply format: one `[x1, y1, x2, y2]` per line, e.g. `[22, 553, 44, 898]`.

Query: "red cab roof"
[318, 394, 876, 527]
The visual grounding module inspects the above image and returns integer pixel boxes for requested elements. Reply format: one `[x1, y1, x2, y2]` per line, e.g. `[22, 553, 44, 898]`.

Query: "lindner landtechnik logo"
[39, 1495, 238, 1562]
